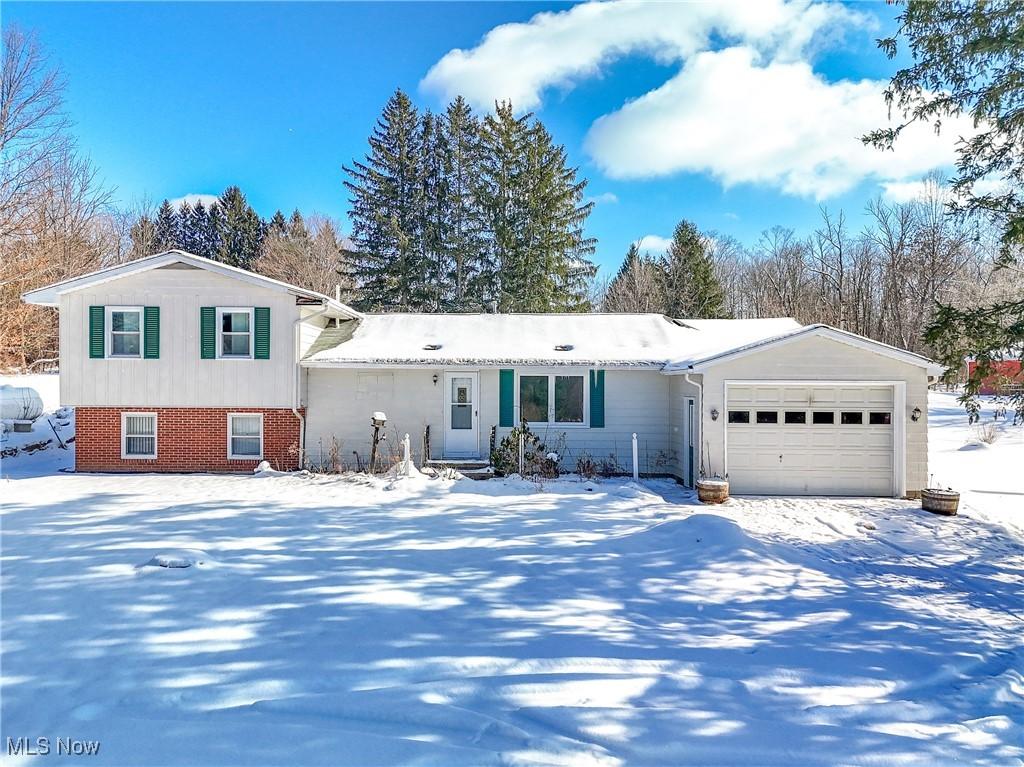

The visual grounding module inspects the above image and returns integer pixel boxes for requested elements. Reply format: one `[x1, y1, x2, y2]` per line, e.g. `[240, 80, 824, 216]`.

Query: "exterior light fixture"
[911, 406, 922, 422]
[432, 374, 439, 385]
[710, 408, 720, 421]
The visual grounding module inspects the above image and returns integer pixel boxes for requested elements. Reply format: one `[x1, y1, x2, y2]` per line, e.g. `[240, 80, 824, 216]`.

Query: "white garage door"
[726, 383, 896, 496]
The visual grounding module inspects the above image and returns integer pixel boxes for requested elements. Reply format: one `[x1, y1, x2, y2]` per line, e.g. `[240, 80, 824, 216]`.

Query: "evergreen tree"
[343, 89, 427, 310]
[205, 202, 225, 260]
[659, 220, 728, 319]
[175, 201, 194, 252]
[523, 118, 596, 311]
[442, 97, 488, 309]
[153, 199, 180, 251]
[268, 210, 288, 237]
[187, 201, 209, 257]
[475, 102, 531, 309]
[216, 186, 265, 269]
[419, 109, 448, 310]
[288, 209, 309, 241]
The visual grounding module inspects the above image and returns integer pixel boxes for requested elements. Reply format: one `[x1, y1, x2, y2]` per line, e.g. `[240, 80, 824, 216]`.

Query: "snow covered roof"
[22, 250, 363, 319]
[301, 314, 803, 368]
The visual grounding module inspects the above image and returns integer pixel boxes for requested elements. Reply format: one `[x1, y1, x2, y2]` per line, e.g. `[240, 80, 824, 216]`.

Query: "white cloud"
[636, 234, 671, 254]
[422, 0, 858, 111]
[169, 193, 219, 210]
[586, 47, 973, 198]
[880, 175, 1005, 204]
[587, 192, 619, 205]
[422, 0, 975, 200]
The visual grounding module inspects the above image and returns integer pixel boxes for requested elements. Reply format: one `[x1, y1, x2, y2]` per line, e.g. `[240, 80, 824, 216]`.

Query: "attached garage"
[725, 382, 902, 496]
[667, 324, 942, 498]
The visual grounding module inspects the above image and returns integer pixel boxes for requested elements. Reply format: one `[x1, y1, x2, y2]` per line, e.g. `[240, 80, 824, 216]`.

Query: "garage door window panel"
[784, 411, 806, 424]
[869, 412, 892, 425]
[812, 411, 835, 424]
[841, 412, 864, 425]
[756, 411, 778, 424]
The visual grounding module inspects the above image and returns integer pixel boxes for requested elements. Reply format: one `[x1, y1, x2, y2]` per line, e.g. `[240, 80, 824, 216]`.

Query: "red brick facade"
[75, 407, 302, 472]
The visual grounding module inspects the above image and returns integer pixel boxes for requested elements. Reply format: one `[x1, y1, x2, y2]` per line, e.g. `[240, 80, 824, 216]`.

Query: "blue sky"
[5, 1, 964, 275]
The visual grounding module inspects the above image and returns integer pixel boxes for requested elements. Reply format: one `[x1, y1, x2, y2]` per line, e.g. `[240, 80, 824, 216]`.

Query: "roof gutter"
[683, 372, 704, 480]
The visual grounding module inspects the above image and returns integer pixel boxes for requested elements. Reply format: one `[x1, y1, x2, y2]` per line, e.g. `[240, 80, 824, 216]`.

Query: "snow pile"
[138, 549, 212, 569]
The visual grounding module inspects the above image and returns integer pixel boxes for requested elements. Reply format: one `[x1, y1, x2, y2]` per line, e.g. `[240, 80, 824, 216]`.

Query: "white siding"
[698, 334, 930, 494]
[60, 266, 301, 408]
[669, 375, 702, 483]
[305, 368, 442, 469]
[305, 367, 677, 475]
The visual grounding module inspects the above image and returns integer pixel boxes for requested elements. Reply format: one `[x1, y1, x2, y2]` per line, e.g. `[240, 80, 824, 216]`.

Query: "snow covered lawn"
[1, 386, 1022, 766]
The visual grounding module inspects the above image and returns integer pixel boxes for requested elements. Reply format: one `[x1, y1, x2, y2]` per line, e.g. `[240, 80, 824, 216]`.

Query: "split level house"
[23, 250, 944, 497]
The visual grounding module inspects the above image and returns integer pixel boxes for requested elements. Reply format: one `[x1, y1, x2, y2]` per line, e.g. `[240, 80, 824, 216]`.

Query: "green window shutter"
[499, 369, 514, 427]
[89, 306, 105, 359]
[589, 369, 605, 428]
[143, 306, 160, 359]
[200, 307, 216, 359]
[254, 307, 270, 359]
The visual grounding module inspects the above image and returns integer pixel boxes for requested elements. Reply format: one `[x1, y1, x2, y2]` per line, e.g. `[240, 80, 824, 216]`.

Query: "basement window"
[122, 412, 157, 458]
[228, 413, 263, 460]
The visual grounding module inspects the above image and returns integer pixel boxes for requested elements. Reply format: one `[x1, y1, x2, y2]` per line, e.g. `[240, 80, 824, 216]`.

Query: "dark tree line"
[344, 90, 597, 312]
[133, 186, 266, 270]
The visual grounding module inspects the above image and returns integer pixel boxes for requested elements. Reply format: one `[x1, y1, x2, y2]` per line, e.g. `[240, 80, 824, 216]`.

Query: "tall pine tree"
[442, 97, 488, 309]
[344, 89, 428, 311]
[216, 186, 265, 269]
[475, 102, 531, 309]
[153, 200, 180, 251]
[659, 220, 728, 319]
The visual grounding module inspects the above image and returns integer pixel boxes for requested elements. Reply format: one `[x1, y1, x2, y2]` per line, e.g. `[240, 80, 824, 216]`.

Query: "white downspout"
[294, 302, 330, 469]
[683, 371, 703, 482]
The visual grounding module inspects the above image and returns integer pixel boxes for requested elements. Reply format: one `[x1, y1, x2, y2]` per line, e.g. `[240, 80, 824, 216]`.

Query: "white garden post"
[402, 433, 411, 476]
[518, 433, 525, 475]
[632, 432, 639, 481]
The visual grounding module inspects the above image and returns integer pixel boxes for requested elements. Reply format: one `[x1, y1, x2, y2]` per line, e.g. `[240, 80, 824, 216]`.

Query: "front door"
[444, 372, 478, 458]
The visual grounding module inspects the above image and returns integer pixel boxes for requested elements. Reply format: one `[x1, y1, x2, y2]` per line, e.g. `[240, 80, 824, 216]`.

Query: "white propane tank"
[0, 385, 45, 422]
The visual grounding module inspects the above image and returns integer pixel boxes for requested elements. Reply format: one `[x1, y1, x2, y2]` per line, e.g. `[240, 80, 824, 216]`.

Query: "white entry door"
[444, 372, 479, 458]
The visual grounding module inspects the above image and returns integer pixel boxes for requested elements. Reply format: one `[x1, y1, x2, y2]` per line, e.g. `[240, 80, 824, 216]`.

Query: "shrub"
[974, 422, 999, 444]
[491, 421, 559, 478]
[576, 452, 598, 479]
[598, 453, 623, 477]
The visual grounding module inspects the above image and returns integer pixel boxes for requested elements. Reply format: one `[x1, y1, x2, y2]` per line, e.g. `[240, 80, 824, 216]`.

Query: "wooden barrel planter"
[697, 479, 730, 504]
[922, 488, 960, 516]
